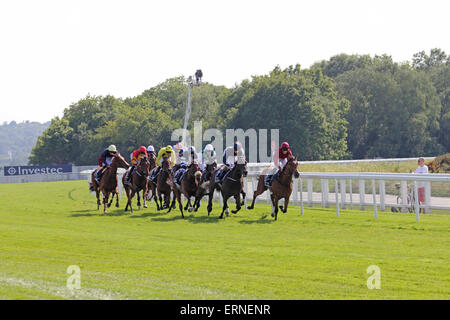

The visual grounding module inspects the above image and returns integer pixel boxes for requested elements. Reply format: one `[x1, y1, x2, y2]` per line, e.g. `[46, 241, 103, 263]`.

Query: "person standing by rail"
[414, 157, 429, 213]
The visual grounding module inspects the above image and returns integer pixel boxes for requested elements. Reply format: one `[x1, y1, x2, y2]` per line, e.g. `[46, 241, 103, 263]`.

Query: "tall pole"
[182, 81, 193, 147]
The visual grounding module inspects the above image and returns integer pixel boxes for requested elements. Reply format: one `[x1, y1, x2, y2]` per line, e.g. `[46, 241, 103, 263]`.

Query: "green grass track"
[0, 180, 448, 299]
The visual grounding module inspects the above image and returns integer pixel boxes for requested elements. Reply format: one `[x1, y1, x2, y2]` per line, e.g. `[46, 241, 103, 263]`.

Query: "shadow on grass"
[69, 210, 129, 217]
[239, 214, 275, 224]
[128, 210, 170, 218]
[185, 214, 220, 224]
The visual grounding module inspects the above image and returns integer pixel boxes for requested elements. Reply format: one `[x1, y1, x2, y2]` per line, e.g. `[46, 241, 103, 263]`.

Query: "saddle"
[215, 167, 231, 184]
[124, 166, 134, 186]
[264, 170, 279, 187]
[94, 167, 106, 183]
[173, 168, 187, 189]
[149, 167, 160, 183]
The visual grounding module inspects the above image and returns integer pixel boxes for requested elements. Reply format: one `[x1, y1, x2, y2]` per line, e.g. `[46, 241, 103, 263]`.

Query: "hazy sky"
[0, 0, 448, 123]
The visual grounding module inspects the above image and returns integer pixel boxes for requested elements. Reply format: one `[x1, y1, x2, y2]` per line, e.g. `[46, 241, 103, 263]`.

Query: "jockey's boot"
[151, 166, 161, 183]
[126, 166, 135, 185]
[95, 168, 103, 183]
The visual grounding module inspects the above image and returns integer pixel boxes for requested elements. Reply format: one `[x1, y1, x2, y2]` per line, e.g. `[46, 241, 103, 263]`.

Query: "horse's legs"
[167, 190, 176, 213]
[137, 191, 141, 209]
[170, 191, 176, 209]
[176, 191, 184, 218]
[247, 177, 267, 209]
[279, 196, 289, 213]
[95, 188, 101, 210]
[240, 190, 246, 206]
[107, 192, 114, 208]
[124, 187, 130, 212]
[103, 191, 110, 214]
[157, 188, 163, 211]
[143, 187, 148, 208]
[207, 190, 214, 216]
[232, 193, 241, 214]
[115, 187, 120, 208]
[129, 190, 136, 213]
[219, 196, 229, 219]
[272, 196, 280, 220]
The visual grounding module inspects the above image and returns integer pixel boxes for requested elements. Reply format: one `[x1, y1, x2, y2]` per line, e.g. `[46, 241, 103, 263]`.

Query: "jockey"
[222, 141, 244, 167]
[172, 142, 186, 175]
[203, 144, 216, 166]
[150, 145, 176, 182]
[216, 141, 244, 182]
[95, 144, 117, 182]
[147, 145, 156, 158]
[173, 142, 184, 165]
[266, 142, 293, 186]
[125, 146, 148, 185]
[202, 143, 217, 180]
[156, 145, 176, 167]
[187, 146, 199, 164]
[274, 142, 293, 170]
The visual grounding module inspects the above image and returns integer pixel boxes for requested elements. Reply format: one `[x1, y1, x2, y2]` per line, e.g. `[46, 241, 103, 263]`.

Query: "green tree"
[29, 118, 74, 164]
[336, 56, 443, 158]
[225, 65, 349, 160]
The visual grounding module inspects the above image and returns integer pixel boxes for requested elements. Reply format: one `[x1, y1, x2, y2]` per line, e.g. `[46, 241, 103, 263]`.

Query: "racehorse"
[148, 157, 172, 211]
[123, 156, 151, 213]
[143, 153, 157, 204]
[207, 159, 248, 219]
[247, 156, 299, 220]
[192, 162, 217, 211]
[90, 153, 129, 214]
[168, 162, 202, 218]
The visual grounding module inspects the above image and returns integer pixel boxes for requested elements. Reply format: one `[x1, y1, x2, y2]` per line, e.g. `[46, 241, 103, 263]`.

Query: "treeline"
[0, 121, 50, 166]
[29, 49, 449, 165]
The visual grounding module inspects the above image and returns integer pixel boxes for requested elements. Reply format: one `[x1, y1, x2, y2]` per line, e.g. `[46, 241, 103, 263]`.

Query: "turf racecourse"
[0, 181, 448, 300]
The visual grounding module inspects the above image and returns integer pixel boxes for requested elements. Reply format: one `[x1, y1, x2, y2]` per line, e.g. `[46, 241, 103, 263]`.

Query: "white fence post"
[335, 179, 340, 217]
[299, 178, 304, 216]
[414, 181, 420, 222]
[321, 179, 329, 208]
[359, 180, 366, 211]
[340, 179, 346, 209]
[293, 179, 299, 206]
[307, 179, 313, 207]
[379, 180, 386, 211]
[401, 181, 408, 213]
[244, 178, 248, 210]
[425, 182, 431, 214]
[372, 179, 378, 219]
[349, 179, 353, 209]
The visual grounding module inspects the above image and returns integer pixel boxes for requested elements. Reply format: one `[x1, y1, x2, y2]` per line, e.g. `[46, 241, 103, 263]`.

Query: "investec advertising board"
[4, 165, 72, 176]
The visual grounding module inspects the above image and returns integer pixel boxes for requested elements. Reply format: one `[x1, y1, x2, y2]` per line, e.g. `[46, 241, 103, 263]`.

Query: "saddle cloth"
[174, 168, 187, 189]
[264, 170, 279, 187]
[215, 168, 231, 184]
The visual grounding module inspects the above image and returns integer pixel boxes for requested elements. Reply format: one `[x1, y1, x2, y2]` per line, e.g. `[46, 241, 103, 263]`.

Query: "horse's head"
[204, 163, 217, 181]
[137, 156, 150, 177]
[112, 153, 130, 169]
[284, 155, 299, 178]
[206, 162, 217, 173]
[161, 157, 170, 173]
[148, 153, 156, 169]
[188, 162, 202, 186]
[233, 157, 247, 178]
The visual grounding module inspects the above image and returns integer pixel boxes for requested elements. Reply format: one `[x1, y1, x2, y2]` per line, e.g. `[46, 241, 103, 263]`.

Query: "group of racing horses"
[90, 150, 300, 221]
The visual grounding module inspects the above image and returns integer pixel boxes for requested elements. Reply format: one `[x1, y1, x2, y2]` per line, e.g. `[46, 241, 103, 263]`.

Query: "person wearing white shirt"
[414, 157, 428, 212]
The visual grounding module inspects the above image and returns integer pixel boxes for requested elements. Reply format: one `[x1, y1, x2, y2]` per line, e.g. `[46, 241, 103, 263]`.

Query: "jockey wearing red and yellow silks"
[156, 145, 176, 168]
[131, 146, 148, 166]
